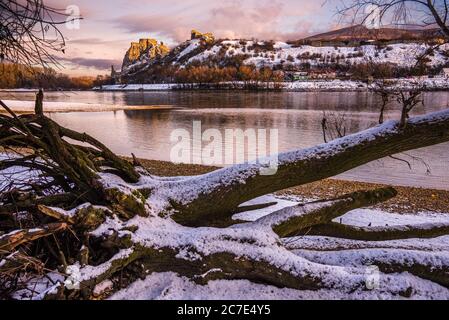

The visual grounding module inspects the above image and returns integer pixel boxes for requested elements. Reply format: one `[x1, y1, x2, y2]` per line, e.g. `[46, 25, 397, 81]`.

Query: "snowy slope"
[189, 41, 449, 68]
[122, 38, 449, 75]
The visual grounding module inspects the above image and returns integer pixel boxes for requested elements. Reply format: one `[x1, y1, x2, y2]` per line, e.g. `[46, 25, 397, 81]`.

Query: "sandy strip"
[0, 100, 176, 113]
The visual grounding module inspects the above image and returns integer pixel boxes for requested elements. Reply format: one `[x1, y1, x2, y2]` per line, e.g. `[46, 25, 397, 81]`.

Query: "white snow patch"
[285, 235, 449, 252]
[93, 280, 114, 297]
[234, 195, 299, 221]
[337, 209, 449, 227]
[109, 271, 449, 300]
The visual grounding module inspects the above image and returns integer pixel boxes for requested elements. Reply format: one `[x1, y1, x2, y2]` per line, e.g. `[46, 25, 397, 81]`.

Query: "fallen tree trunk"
[296, 249, 449, 288]
[305, 222, 449, 241]
[69, 245, 343, 298]
[60, 236, 433, 299]
[163, 109, 449, 226]
[253, 187, 397, 237]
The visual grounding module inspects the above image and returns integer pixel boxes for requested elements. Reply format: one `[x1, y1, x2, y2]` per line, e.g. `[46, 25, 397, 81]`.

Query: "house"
[309, 70, 337, 80]
[413, 75, 429, 81]
[285, 71, 309, 82]
[337, 71, 353, 80]
[440, 68, 449, 78]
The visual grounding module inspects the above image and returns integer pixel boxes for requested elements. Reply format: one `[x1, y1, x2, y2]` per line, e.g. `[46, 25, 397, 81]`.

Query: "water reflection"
[3, 91, 448, 190]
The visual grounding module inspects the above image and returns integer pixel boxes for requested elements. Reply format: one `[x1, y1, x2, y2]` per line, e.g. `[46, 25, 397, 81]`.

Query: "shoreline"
[95, 78, 449, 92]
[130, 157, 449, 215]
[0, 100, 176, 113]
[3, 77, 449, 93]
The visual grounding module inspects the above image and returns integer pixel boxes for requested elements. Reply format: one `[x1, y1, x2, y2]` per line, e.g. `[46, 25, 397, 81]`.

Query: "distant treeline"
[0, 63, 110, 90]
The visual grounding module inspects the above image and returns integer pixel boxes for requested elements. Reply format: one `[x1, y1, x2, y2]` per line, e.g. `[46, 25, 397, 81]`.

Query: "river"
[1, 90, 448, 190]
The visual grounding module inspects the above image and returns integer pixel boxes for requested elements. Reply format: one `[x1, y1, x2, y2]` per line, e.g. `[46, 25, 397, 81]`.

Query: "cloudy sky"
[49, 0, 341, 76]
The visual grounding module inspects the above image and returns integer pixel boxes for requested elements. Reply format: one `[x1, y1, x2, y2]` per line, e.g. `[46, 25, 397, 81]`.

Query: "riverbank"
[97, 78, 449, 92]
[130, 158, 449, 214]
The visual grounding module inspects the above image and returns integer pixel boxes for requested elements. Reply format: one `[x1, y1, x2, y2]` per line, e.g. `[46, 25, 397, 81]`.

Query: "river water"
[1, 90, 448, 190]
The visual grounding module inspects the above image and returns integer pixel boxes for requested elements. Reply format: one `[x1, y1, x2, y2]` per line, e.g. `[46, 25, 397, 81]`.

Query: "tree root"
[254, 187, 397, 237]
[296, 249, 449, 288]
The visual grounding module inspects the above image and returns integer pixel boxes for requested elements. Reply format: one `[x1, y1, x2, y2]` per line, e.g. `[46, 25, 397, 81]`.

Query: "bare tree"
[336, 0, 449, 37]
[0, 0, 78, 68]
[371, 80, 424, 127]
[321, 112, 348, 143]
[371, 79, 395, 124]
[369, 80, 432, 172]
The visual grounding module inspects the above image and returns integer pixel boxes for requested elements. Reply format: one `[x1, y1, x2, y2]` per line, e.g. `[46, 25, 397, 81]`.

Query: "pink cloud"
[39, 0, 335, 76]
[113, 0, 325, 43]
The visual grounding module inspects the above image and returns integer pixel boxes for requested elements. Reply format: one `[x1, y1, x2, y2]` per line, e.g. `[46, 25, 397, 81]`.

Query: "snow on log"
[253, 188, 397, 237]
[0, 223, 68, 252]
[295, 249, 449, 288]
[141, 109, 449, 226]
[306, 222, 449, 241]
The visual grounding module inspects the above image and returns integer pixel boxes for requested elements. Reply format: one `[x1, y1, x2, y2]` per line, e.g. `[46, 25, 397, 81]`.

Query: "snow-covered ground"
[93, 83, 181, 92]
[0, 89, 39, 93]
[97, 77, 449, 92]
[176, 39, 201, 62]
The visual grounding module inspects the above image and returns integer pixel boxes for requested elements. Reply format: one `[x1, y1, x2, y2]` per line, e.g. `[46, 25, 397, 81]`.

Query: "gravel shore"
[133, 158, 449, 214]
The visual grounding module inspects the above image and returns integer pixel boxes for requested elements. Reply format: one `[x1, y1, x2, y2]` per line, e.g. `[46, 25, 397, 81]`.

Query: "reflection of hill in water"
[121, 91, 378, 111]
[120, 91, 448, 115]
[11, 90, 449, 189]
[123, 109, 172, 120]
[121, 92, 179, 106]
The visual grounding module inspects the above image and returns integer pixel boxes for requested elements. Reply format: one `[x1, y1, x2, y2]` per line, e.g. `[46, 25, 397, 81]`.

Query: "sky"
[47, 0, 341, 76]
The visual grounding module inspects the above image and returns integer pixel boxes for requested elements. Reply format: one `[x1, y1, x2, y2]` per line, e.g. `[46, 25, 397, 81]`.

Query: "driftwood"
[0, 223, 68, 252]
[2, 95, 449, 299]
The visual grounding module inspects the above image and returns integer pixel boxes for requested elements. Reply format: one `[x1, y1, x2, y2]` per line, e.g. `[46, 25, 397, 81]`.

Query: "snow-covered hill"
[121, 37, 449, 78]
[188, 40, 448, 68]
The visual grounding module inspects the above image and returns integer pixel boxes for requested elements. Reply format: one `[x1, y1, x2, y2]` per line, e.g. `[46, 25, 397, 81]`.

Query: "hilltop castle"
[190, 29, 215, 43]
[122, 37, 170, 70]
